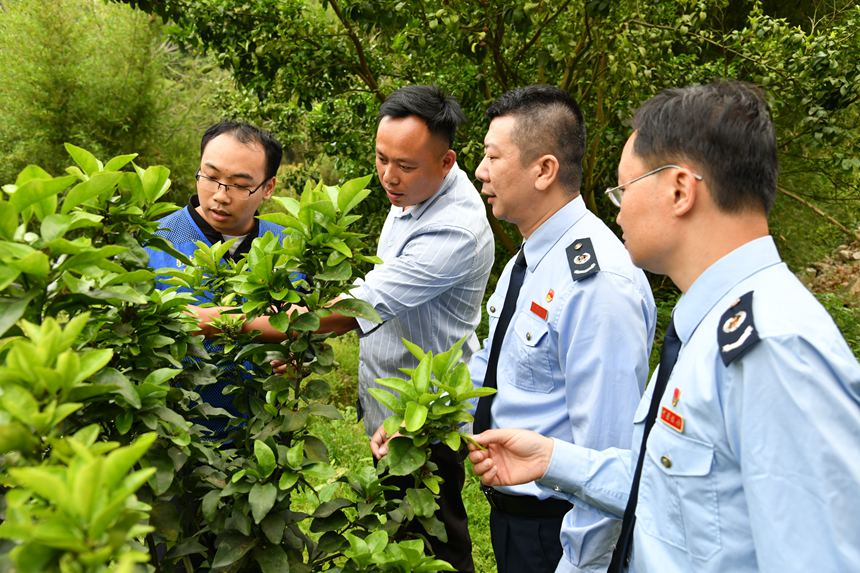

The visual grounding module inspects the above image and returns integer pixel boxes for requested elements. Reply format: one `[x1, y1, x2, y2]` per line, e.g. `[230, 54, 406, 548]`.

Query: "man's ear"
[534, 154, 560, 192]
[442, 149, 456, 174]
[262, 177, 277, 200]
[671, 168, 700, 217]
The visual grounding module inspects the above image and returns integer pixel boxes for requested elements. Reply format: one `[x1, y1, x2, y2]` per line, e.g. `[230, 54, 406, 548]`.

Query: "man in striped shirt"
[348, 85, 494, 572]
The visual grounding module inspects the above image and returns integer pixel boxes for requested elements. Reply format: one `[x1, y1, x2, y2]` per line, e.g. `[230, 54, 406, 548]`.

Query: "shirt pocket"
[636, 424, 721, 560]
[510, 312, 555, 393]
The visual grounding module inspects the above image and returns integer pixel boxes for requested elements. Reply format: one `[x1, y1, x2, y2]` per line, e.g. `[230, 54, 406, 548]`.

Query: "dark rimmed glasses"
[195, 169, 269, 198]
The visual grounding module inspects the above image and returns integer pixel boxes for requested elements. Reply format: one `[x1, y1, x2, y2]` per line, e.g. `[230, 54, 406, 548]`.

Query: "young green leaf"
[367, 388, 403, 415]
[254, 440, 277, 479]
[413, 353, 433, 395]
[329, 298, 382, 323]
[403, 402, 429, 432]
[103, 153, 138, 172]
[64, 143, 102, 176]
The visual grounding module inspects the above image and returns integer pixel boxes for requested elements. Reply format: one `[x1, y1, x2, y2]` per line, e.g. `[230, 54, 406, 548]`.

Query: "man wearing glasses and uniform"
[146, 120, 285, 434]
[469, 81, 860, 572]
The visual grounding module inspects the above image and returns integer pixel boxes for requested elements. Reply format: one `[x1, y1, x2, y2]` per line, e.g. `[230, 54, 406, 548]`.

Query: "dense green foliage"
[0, 148, 479, 571]
[0, 2, 856, 570]
[0, 0, 222, 203]
[118, 0, 859, 266]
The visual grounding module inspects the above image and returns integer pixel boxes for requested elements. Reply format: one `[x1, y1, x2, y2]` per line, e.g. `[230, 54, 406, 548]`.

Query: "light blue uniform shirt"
[539, 236, 860, 572]
[471, 196, 656, 572]
[352, 162, 494, 435]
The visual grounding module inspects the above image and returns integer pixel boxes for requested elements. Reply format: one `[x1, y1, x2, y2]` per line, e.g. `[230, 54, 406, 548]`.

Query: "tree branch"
[627, 19, 792, 81]
[778, 185, 859, 240]
[327, 0, 385, 102]
[513, 0, 572, 62]
[490, 10, 509, 89]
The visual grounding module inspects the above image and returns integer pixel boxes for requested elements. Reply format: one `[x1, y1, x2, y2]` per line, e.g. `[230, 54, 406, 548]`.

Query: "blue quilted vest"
[145, 207, 287, 437]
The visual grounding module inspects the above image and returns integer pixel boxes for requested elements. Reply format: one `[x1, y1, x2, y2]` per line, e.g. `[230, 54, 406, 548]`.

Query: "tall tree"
[119, 0, 860, 263]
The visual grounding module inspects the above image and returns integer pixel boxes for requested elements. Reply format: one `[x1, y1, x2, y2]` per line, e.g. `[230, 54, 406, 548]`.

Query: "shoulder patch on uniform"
[566, 237, 600, 282]
[718, 291, 761, 366]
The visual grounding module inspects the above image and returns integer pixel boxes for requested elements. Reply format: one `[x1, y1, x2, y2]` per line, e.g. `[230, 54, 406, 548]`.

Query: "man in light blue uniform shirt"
[468, 81, 860, 572]
[469, 85, 656, 572]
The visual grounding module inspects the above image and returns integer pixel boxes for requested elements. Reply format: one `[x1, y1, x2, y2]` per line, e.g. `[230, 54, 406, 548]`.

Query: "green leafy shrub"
[0, 146, 474, 571]
[371, 337, 494, 478]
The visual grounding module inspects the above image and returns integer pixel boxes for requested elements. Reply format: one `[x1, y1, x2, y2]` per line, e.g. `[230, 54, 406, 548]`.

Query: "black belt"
[482, 486, 573, 519]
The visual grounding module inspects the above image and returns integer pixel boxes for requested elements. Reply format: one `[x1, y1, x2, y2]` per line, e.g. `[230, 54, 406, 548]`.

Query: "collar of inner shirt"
[187, 195, 259, 261]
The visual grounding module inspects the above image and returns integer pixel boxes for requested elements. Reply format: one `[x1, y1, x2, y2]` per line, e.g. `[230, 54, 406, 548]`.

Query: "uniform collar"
[521, 195, 587, 272]
[390, 162, 460, 220]
[673, 236, 782, 343]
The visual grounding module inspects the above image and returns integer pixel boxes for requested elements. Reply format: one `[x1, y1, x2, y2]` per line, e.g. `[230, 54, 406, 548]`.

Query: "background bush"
[0, 0, 224, 203]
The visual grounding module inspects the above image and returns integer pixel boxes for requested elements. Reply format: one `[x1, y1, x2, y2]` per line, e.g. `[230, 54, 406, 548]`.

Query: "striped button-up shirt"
[352, 162, 494, 435]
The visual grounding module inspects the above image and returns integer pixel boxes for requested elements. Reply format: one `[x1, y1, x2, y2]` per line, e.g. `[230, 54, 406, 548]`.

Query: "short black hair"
[486, 84, 586, 193]
[200, 121, 283, 181]
[378, 85, 466, 147]
[631, 80, 777, 215]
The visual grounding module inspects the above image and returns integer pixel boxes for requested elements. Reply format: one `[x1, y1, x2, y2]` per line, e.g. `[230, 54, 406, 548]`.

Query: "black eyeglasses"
[604, 164, 703, 207]
[195, 170, 270, 198]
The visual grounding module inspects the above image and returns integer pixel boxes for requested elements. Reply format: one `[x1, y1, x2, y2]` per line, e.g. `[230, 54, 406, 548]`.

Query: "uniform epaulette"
[718, 291, 761, 366]
[566, 237, 600, 282]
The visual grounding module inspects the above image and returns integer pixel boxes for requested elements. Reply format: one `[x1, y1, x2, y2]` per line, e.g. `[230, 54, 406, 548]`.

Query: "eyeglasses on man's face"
[604, 164, 703, 207]
[195, 169, 269, 198]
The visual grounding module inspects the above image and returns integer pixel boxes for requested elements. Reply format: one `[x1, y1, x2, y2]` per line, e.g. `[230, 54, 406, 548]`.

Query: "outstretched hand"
[467, 429, 554, 487]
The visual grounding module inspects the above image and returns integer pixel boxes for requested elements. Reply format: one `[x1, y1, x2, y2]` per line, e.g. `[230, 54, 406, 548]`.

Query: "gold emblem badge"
[722, 310, 747, 334]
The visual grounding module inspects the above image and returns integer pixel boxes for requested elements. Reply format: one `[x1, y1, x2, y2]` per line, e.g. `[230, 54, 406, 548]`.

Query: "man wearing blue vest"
[468, 81, 860, 572]
[147, 120, 285, 433]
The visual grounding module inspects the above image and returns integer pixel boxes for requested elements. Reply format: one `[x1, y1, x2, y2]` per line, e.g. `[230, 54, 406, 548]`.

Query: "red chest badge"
[660, 406, 684, 433]
[530, 301, 548, 320]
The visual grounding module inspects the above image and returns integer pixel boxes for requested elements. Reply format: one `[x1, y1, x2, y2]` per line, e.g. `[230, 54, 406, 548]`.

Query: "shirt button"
[525, 332, 532, 341]
[489, 305, 496, 313]
[553, 485, 561, 492]
[660, 455, 672, 469]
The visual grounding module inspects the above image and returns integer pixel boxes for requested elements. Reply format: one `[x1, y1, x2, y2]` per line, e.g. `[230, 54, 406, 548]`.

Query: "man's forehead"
[484, 115, 516, 142]
[375, 118, 443, 158]
[200, 135, 266, 178]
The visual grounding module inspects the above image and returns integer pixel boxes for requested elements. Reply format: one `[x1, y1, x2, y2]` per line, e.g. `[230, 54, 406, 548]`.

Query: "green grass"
[313, 332, 496, 573]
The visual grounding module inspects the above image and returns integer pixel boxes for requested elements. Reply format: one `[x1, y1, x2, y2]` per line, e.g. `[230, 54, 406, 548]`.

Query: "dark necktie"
[473, 248, 527, 434]
[608, 318, 682, 572]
